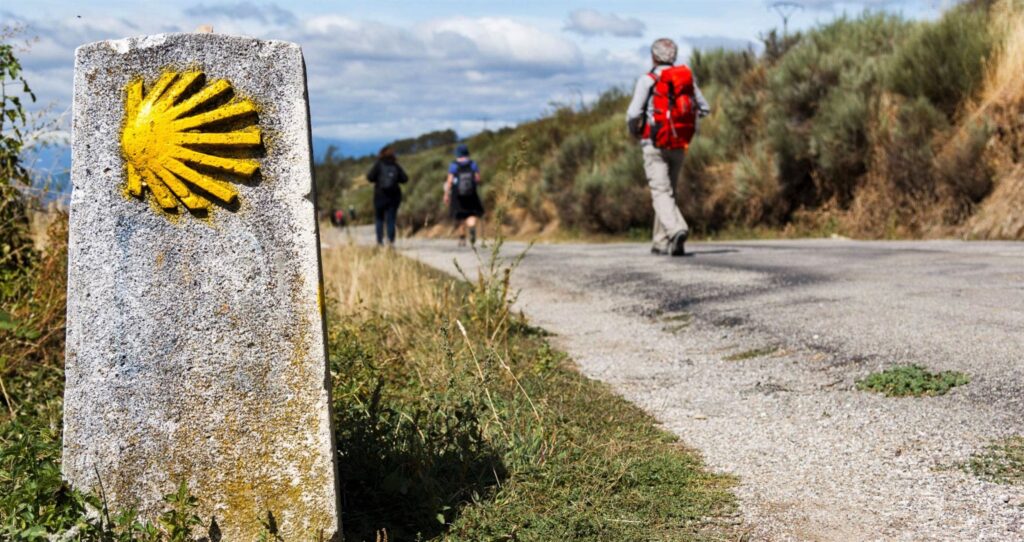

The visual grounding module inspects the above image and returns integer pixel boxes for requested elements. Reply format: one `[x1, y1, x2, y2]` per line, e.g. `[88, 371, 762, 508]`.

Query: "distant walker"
[444, 143, 485, 247]
[366, 145, 409, 246]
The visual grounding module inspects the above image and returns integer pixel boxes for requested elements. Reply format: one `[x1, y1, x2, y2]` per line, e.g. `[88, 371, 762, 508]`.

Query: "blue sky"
[6, 0, 949, 154]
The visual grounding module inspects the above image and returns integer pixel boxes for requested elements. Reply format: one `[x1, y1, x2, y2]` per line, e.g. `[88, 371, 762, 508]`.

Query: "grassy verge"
[322, 242, 741, 541]
[856, 364, 970, 397]
[1, 218, 740, 540]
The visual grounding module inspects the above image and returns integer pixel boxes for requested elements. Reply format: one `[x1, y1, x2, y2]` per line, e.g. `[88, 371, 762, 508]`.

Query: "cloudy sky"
[6, 0, 951, 153]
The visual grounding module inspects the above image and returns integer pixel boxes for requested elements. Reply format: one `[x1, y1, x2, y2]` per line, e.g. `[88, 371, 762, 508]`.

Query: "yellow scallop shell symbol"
[121, 71, 261, 213]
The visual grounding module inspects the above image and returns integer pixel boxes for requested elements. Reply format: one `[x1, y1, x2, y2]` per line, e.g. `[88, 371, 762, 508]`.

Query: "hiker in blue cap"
[444, 143, 485, 246]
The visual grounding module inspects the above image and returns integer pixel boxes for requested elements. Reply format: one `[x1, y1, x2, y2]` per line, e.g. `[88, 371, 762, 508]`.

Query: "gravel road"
[327, 229, 1024, 541]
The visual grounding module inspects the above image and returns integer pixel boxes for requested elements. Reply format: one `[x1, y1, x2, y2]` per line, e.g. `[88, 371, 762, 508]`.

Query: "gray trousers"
[642, 144, 689, 250]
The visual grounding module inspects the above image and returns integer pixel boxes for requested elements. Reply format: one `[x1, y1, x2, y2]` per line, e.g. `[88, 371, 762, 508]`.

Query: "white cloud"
[7, 6, 649, 143]
[184, 2, 296, 25]
[564, 9, 646, 38]
[422, 17, 582, 69]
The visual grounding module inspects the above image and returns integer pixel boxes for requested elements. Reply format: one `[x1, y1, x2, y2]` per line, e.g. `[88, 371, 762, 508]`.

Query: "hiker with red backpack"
[626, 38, 710, 256]
[366, 145, 409, 247]
[444, 144, 485, 247]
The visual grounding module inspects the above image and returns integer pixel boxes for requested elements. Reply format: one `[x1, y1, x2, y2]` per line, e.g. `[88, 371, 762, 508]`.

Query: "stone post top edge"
[75, 33, 301, 58]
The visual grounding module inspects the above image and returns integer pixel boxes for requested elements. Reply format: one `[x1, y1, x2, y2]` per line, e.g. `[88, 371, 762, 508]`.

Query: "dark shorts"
[450, 192, 484, 220]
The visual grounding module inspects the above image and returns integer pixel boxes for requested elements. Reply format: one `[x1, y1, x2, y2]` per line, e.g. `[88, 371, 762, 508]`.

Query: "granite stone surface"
[64, 33, 339, 540]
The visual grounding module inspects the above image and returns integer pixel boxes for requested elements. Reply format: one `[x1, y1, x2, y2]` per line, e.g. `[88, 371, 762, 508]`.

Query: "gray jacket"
[625, 64, 711, 146]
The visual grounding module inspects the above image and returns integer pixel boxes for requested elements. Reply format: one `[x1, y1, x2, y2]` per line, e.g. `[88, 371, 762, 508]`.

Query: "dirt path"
[325, 228, 1024, 540]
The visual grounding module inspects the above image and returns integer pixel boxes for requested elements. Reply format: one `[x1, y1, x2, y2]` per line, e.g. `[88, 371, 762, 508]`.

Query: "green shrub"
[573, 148, 650, 232]
[934, 118, 994, 215]
[765, 14, 911, 208]
[887, 3, 994, 118]
[759, 28, 803, 65]
[691, 47, 756, 88]
[731, 142, 781, 225]
[1, 42, 37, 305]
[871, 95, 949, 198]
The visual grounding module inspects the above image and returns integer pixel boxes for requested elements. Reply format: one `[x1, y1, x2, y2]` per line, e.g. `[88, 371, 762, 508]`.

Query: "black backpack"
[454, 161, 476, 196]
[377, 162, 399, 190]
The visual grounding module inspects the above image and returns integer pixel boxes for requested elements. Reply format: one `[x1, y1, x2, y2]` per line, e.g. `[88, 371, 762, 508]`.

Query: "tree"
[1, 35, 37, 301]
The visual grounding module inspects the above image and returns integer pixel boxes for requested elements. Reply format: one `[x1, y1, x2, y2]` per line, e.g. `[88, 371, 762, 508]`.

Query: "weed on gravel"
[660, 312, 694, 333]
[856, 364, 970, 397]
[968, 436, 1024, 486]
[724, 346, 780, 362]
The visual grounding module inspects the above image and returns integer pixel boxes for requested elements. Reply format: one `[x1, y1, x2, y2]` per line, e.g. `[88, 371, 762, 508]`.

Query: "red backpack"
[644, 65, 697, 150]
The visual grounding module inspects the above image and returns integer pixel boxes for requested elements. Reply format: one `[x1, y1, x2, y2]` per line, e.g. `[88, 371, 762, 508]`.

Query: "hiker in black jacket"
[366, 145, 409, 246]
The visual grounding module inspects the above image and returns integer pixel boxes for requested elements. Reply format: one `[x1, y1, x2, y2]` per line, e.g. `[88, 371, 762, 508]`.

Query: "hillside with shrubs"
[319, 0, 1024, 240]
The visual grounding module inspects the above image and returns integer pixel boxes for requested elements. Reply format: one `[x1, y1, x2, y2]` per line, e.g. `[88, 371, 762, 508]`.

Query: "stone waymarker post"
[64, 33, 340, 539]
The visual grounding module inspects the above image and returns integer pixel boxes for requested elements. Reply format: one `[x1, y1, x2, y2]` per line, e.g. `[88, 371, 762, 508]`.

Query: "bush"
[691, 47, 756, 88]
[573, 148, 650, 232]
[1, 41, 37, 304]
[871, 95, 949, 197]
[731, 142, 782, 226]
[765, 14, 911, 209]
[887, 3, 995, 118]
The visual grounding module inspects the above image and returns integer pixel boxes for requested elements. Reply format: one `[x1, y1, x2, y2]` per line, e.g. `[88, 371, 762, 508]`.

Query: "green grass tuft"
[856, 364, 970, 397]
[724, 346, 780, 362]
[968, 436, 1024, 486]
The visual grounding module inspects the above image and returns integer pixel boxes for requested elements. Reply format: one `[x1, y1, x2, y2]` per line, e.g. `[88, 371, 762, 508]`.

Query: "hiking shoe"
[669, 230, 688, 256]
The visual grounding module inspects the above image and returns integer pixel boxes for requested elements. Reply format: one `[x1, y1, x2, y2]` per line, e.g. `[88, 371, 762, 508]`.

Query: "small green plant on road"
[724, 346, 780, 362]
[968, 436, 1024, 486]
[856, 364, 970, 397]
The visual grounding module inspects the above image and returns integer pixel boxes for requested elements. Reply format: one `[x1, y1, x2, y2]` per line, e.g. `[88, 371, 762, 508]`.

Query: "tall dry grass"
[963, 0, 1024, 239]
[977, 0, 1024, 111]
[320, 243, 449, 319]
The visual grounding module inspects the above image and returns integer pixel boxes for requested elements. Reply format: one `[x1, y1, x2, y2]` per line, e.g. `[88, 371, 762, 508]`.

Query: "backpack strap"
[638, 68, 659, 137]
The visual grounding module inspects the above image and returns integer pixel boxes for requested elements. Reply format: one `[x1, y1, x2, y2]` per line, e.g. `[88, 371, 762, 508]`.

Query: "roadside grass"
[724, 346, 780, 362]
[856, 364, 970, 397]
[321, 242, 742, 541]
[2, 221, 742, 540]
[968, 436, 1024, 486]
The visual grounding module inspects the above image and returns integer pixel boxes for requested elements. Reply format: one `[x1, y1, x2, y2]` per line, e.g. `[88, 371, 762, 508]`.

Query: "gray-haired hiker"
[626, 38, 710, 256]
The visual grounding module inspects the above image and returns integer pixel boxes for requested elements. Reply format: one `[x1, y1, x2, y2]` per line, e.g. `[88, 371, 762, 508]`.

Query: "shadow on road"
[680, 249, 740, 257]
